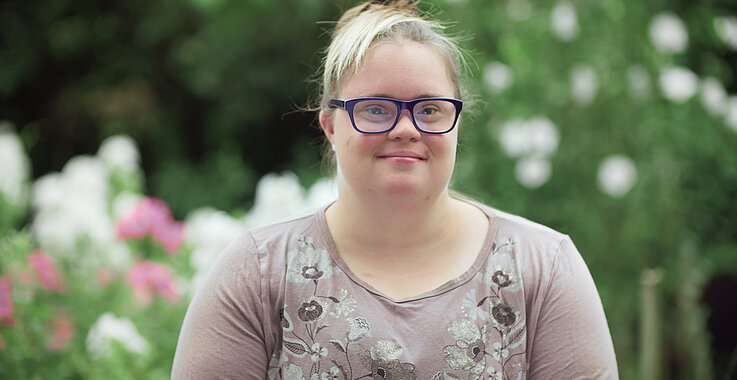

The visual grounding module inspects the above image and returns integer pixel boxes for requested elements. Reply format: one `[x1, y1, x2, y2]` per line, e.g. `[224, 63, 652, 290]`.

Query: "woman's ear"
[319, 110, 335, 145]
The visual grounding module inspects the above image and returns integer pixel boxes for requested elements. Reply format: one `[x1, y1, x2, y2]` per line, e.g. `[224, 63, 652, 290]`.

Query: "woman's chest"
[269, 237, 528, 380]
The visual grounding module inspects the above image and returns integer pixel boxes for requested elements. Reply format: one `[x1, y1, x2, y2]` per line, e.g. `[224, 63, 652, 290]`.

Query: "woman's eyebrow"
[361, 93, 446, 99]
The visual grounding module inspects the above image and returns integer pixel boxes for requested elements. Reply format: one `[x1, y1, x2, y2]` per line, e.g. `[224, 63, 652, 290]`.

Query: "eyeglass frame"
[328, 97, 463, 135]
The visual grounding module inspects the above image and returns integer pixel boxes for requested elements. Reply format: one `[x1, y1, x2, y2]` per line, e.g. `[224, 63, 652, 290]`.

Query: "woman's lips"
[377, 151, 427, 163]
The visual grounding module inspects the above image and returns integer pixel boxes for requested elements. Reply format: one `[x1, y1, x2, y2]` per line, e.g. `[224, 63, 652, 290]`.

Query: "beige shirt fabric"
[172, 201, 618, 379]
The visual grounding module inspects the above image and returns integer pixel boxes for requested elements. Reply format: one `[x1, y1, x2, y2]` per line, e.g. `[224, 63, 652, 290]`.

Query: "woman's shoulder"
[246, 208, 324, 247]
[465, 199, 568, 246]
[205, 207, 328, 283]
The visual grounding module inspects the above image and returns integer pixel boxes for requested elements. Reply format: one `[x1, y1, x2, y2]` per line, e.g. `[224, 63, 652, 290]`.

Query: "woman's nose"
[386, 110, 421, 141]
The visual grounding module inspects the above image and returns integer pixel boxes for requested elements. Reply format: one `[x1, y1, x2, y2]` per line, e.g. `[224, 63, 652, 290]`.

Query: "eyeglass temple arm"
[328, 99, 345, 109]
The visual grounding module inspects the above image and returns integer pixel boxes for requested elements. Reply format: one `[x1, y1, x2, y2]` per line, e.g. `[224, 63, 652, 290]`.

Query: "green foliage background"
[1, 0, 736, 378]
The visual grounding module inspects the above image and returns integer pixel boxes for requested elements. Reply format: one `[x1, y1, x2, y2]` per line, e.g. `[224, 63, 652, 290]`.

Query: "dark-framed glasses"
[329, 97, 463, 134]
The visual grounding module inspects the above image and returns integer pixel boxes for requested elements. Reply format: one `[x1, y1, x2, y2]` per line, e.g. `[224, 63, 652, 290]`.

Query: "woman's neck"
[325, 185, 458, 253]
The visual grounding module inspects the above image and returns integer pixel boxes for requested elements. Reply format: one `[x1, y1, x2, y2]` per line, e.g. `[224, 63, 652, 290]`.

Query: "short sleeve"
[527, 236, 619, 379]
[172, 232, 270, 379]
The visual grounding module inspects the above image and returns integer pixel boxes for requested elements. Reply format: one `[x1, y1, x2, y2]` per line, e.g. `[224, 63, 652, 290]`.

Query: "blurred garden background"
[1, 0, 736, 378]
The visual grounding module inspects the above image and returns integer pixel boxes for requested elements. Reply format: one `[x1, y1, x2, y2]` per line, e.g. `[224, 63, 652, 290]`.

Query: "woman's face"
[320, 40, 459, 202]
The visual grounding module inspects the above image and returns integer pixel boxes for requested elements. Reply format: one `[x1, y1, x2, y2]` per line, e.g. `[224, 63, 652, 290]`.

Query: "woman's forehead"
[337, 41, 456, 99]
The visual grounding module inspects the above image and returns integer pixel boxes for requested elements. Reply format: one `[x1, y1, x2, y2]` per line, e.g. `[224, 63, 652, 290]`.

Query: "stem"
[345, 341, 353, 379]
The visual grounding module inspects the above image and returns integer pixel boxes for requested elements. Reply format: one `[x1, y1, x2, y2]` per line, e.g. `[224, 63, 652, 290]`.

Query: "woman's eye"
[366, 107, 387, 115]
[418, 107, 438, 115]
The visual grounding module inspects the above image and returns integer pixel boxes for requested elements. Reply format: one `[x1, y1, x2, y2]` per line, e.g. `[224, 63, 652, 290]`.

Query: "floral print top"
[172, 201, 618, 380]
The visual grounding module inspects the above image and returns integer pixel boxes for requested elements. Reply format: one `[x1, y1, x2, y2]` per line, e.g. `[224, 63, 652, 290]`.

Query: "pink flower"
[116, 198, 186, 254]
[28, 249, 65, 293]
[0, 275, 15, 326]
[47, 311, 74, 351]
[127, 261, 179, 306]
[151, 220, 186, 254]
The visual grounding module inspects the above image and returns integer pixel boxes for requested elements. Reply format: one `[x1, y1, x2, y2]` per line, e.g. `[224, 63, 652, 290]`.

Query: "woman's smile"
[376, 150, 427, 164]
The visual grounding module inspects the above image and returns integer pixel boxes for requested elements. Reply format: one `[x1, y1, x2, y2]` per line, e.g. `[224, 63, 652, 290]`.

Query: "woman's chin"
[376, 176, 445, 200]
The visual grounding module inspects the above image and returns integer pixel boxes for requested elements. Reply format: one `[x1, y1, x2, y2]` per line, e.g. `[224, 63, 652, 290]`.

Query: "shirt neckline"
[314, 198, 499, 303]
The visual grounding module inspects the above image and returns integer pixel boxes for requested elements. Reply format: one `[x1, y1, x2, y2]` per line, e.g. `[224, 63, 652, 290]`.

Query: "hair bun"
[361, 0, 418, 15]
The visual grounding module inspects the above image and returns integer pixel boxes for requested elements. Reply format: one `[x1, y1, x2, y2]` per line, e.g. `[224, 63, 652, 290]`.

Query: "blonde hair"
[319, 0, 467, 108]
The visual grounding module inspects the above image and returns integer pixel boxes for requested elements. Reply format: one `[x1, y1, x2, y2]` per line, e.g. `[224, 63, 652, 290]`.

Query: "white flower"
[0, 122, 31, 205]
[597, 155, 637, 198]
[570, 65, 599, 106]
[31, 155, 118, 266]
[483, 62, 514, 93]
[659, 67, 699, 103]
[725, 96, 737, 133]
[649, 12, 688, 53]
[97, 135, 140, 173]
[627, 65, 652, 100]
[245, 172, 306, 227]
[515, 157, 552, 189]
[86, 313, 149, 358]
[700, 77, 728, 116]
[550, 1, 579, 41]
[185, 207, 246, 290]
[497, 120, 528, 158]
[714, 16, 737, 50]
[112, 192, 144, 222]
[63, 156, 109, 202]
[306, 177, 338, 209]
[186, 207, 244, 249]
[497, 117, 559, 159]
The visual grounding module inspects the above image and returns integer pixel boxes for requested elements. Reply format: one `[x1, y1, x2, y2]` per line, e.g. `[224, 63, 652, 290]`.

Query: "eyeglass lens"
[352, 99, 457, 133]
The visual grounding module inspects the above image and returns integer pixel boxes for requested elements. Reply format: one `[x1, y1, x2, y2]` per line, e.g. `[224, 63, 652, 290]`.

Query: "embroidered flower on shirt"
[491, 271, 512, 288]
[310, 342, 328, 362]
[297, 234, 313, 249]
[297, 297, 328, 322]
[485, 366, 503, 380]
[286, 236, 339, 284]
[346, 317, 372, 342]
[320, 366, 341, 380]
[461, 289, 488, 321]
[443, 319, 489, 377]
[477, 253, 521, 292]
[491, 342, 509, 362]
[283, 363, 307, 380]
[329, 288, 357, 318]
[358, 340, 417, 380]
[490, 300, 519, 329]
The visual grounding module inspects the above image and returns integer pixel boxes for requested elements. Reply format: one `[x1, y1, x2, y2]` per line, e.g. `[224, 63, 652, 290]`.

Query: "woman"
[172, 1, 618, 379]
